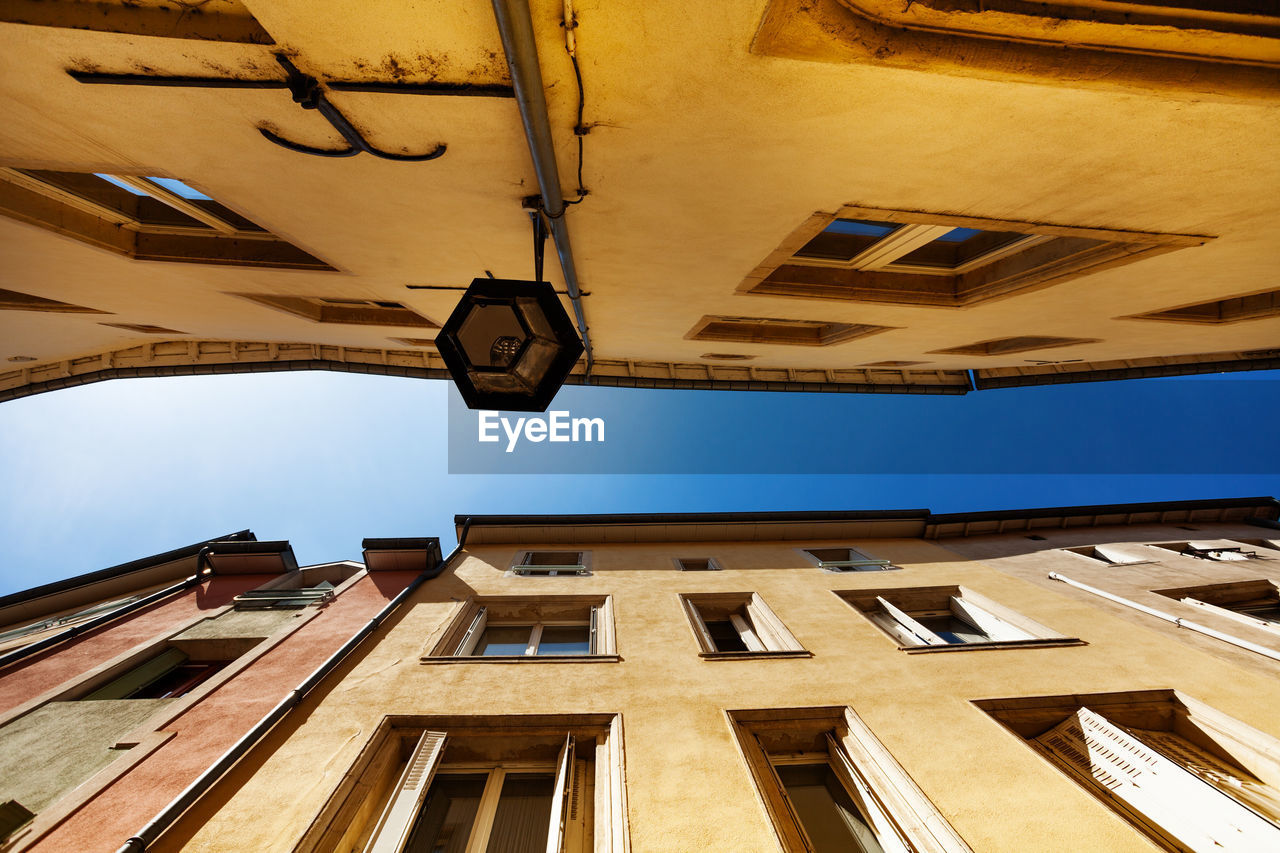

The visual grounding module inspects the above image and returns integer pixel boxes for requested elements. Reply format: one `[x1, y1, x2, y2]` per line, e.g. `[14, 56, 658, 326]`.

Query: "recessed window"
[0, 287, 106, 314]
[686, 315, 893, 347]
[81, 648, 231, 700]
[98, 322, 185, 335]
[234, 294, 437, 328]
[0, 169, 333, 270]
[1154, 580, 1280, 631]
[802, 547, 897, 572]
[681, 593, 807, 657]
[306, 715, 629, 852]
[0, 595, 143, 653]
[743, 205, 1205, 308]
[729, 707, 970, 853]
[977, 690, 1280, 851]
[675, 557, 721, 571]
[837, 586, 1079, 651]
[425, 596, 617, 661]
[1151, 540, 1268, 561]
[1128, 288, 1280, 324]
[930, 336, 1098, 357]
[510, 551, 590, 577]
[1062, 545, 1153, 566]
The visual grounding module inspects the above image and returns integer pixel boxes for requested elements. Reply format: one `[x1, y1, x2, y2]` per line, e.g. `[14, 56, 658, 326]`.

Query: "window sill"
[900, 638, 1085, 654]
[698, 650, 813, 661]
[419, 654, 621, 664]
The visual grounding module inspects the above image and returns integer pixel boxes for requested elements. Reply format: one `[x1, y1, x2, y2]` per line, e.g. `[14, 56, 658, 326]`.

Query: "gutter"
[113, 522, 471, 853]
[1047, 572, 1280, 663]
[0, 549, 214, 672]
[490, 0, 595, 376]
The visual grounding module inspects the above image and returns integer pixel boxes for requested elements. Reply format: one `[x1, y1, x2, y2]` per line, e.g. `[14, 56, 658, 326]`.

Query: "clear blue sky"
[0, 371, 1276, 596]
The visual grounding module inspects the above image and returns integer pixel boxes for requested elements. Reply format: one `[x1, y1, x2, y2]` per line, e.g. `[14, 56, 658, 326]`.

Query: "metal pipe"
[490, 0, 595, 377]
[0, 549, 213, 671]
[114, 522, 473, 853]
[1047, 572, 1280, 663]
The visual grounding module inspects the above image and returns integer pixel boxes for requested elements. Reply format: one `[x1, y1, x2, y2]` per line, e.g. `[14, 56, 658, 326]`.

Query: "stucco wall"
[166, 533, 1280, 852]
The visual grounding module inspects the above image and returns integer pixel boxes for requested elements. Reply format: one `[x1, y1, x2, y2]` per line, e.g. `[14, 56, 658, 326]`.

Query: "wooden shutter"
[454, 606, 488, 656]
[729, 613, 767, 652]
[364, 730, 448, 853]
[824, 734, 912, 853]
[84, 647, 187, 699]
[595, 715, 630, 853]
[948, 597, 1031, 642]
[589, 606, 599, 655]
[875, 597, 945, 646]
[745, 594, 800, 651]
[1035, 708, 1280, 852]
[682, 598, 715, 652]
[546, 735, 576, 853]
[1130, 727, 1280, 824]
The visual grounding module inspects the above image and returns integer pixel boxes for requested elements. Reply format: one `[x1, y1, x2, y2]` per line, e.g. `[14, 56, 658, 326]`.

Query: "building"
[2, 2, 1278, 405]
[0, 532, 441, 851]
[3, 497, 1267, 852]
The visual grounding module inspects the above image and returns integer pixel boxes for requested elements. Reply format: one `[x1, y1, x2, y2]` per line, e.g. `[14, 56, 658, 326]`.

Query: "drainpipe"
[491, 0, 595, 377]
[1047, 572, 1280, 663]
[113, 522, 472, 853]
[0, 548, 214, 672]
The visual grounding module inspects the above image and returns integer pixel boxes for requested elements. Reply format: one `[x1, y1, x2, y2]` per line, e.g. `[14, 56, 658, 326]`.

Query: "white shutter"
[364, 730, 448, 853]
[729, 612, 767, 652]
[1093, 545, 1147, 565]
[455, 607, 488, 656]
[824, 734, 912, 853]
[949, 597, 1031, 642]
[546, 734, 576, 853]
[745, 594, 799, 651]
[595, 715, 630, 853]
[1181, 597, 1280, 633]
[589, 606, 599, 655]
[682, 598, 716, 652]
[1035, 708, 1280, 852]
[876, 597, 945, 646]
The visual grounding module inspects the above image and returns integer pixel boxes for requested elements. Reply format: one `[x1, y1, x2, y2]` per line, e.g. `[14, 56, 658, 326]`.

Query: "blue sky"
[0, 370, 1276, 596]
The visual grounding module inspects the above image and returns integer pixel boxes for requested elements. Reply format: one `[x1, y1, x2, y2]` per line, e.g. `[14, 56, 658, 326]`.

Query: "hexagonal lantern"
[436, 278, 584, 412]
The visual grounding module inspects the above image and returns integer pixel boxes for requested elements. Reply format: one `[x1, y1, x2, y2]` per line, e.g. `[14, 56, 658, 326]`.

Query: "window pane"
[705, 619, 748, 653]
[918, 615, 988, 644]
[404, 773, 487, 853]
[777, 764, 885, 853]
[485, 773, 555, 853]
[475, 626, 533, 656]
[536, 625, 591, 656]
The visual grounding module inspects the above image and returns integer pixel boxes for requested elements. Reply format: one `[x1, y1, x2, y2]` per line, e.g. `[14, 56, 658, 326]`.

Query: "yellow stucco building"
[138, 498, 1280, 852]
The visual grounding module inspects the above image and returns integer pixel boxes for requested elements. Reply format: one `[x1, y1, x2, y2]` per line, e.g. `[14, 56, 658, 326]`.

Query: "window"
[802, 547, 898, 572]
[740, 205, 1204, 308]
[0, 287, 106, 315]
[837, 587, 1079, 651]
[1062, 544, 1153, 566]
[976, 691, 1280, 851]
[80, 647, 232, 700]
[0, 169, 333, 270]
[729, 707, 971, 853]
[929, 336, 1097, 357]
[681, 593, 807, 657]
[1128, 288, 1280, 325]
[0, 594, 143, 652]
[510, 551, 590, 577]
[425, 596, 617, 661]
[686, 315, 892, 347]
[1154, 580, 1280, 632]
[233, 563, 362, 609]
[675, 557, 721, 571]
[234, 294, 438, 328]
[296, 715, 629, 853]
[1152, 540, 1269, 562]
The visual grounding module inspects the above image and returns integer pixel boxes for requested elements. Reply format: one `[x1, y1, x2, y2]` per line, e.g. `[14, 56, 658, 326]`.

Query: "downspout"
[113, 521, 473, 853]
[491, 0, 594, 377]
[0, 548, 214, 671]
[1047, 572, 1280, 663]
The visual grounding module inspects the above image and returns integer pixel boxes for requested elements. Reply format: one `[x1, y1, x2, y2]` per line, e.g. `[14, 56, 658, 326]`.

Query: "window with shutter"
[838, 587, 1075, 652]
[730, 708, 972, 853]
[680, 593, 808, 657]
[1153, 580, 1280, 633]
[301, 715, 627, 853]
[511, 552, 591, 577]
[425, 597, 618, 662]
[802, 547, 898, 572]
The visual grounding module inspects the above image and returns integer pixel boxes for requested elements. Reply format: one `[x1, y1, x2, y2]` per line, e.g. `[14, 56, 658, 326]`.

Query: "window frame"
[836, 586, 1082, 653]
[673, 556, 723, 572]
[294, 713, 630, 853]
[422, 596, 618, 663]
[729, 707, 973, 853]
[1153, 579, 1280, 634]
[509, 550, 593, 577]
[799, 546, 900, 572]
[680, 592, 809, 659]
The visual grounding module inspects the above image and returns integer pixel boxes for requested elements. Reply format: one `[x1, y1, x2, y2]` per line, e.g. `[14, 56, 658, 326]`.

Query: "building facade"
[0, 534, 439, 851]
[36, 497, 1266, 853]
[1, 2, 1278, 404]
